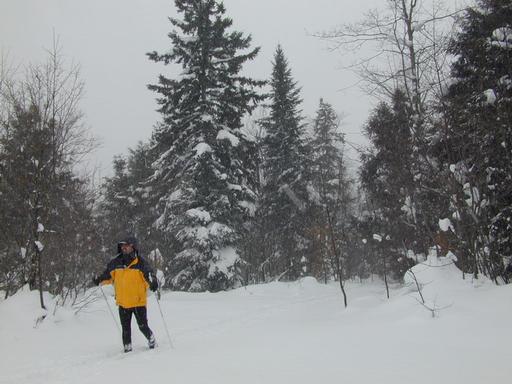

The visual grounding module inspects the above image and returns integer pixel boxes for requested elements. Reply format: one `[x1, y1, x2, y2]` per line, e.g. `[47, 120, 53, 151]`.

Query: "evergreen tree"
[100, 155, 137, 242]
[310, 100, 344, 203]
[126, 142, 163, 258]
[0, 103, 99, 305]
[98, 142, 162, 266]
[308, 99, 346, 280]
[147, 0, 264, 291]
[360, 90, 418, 279]
[0, 105, 49, 298]
[438, 0, 512, 279]
[259, 45, 310, 281]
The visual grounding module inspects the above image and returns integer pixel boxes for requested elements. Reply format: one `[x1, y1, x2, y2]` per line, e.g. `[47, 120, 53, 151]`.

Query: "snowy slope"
[1, 261, 511, 384]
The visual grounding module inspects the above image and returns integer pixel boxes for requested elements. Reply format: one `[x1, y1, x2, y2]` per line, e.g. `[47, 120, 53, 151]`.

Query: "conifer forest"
[1, 0, 511, 310]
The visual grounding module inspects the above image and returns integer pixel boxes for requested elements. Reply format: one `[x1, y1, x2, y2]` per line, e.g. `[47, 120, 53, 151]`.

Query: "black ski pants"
[118, 306, 153, 346]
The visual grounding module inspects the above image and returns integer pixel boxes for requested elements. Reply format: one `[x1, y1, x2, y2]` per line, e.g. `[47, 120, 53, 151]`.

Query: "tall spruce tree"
[147, 0, 264, 291]
[438, 0, 512, 280]
[360, 90, 419, 279]
[98, 142, 163, 267]
[259, 45, 310, 281]
[308, 99, 346, 279]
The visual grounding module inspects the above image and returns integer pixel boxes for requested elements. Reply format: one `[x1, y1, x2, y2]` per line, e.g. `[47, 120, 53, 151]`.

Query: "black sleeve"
[139, 256, 156, 284]
[97, 259, 117, 283]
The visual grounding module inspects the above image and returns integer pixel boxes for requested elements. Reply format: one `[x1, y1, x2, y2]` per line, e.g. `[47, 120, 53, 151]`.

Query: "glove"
[92, 276, 100, 286]
[149, 279, 158, 292]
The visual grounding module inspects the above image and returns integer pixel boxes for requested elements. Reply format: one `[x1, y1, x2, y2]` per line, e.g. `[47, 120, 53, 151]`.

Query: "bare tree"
[318, 0, 461, 122]
[0, 40, 97, 309]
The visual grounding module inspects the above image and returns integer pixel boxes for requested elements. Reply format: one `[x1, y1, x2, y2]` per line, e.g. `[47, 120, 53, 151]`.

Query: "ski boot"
[148, 334, 156, 349]
[124, 343, 132, 353]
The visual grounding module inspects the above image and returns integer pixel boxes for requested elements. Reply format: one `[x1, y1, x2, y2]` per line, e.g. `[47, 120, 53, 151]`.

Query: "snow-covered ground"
[1, 257, 511, 384]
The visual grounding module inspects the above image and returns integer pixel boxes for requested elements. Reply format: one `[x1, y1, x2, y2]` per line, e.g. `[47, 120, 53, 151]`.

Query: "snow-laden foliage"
[307, 99, 352, 280]
[147, 0, 264, 291]
[0, 50, 100, 305]
[438, 0, 512, 278]
[258, 46, 311, 281]
[360, 90, 420, 279]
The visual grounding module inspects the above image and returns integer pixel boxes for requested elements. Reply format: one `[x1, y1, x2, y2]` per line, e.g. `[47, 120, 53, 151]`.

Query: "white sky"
[0, 0, 378, 176]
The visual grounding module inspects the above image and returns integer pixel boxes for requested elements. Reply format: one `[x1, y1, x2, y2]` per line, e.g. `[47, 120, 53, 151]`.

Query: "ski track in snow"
[1, 275, 512, 384]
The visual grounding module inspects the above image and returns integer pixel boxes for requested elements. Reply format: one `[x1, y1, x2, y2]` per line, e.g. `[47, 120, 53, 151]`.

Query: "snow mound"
[403, 248, 493, 311]
[0, 286, 54, 329]
[299, 276, 320, 288]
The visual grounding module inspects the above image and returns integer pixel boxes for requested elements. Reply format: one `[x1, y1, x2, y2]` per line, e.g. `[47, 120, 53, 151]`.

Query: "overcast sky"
[0, 0, 378, 176]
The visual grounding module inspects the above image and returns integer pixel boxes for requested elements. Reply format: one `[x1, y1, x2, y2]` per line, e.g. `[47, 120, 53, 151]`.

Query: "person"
[93, 236, 159, 352]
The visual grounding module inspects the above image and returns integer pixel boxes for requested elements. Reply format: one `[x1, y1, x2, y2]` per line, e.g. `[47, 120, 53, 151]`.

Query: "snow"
[176, 71, 195, 80]
[1, 266, 512, 384]
[185, 208, 212, 224]
[34, 241, 44, 252]
[439, 218, 454, 232]
[401, 195, 416, 218]
[37, 223, 44, 233]
[306, 183, 321, 204]
[178, 222, 233, 245]
[490, 27, 512, 48]
[180, 35, 199, 43]
[216, 129, 240, 146]
[209, 247, 239, 276]
[168, 189, 183, 202]
[463, 183, 480, 206]
[149, 249, 164, 264]
[483, 88, 497, 105]
[200, 114, 213, 122]
[193, 142, 212, 158]
[227, 183, 242, 191]
[155, 269, 165, 286]
[238, 200, 256, 216]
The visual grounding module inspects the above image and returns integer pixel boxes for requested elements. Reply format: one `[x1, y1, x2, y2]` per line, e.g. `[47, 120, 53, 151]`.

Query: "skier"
[93, 236, 159, 352]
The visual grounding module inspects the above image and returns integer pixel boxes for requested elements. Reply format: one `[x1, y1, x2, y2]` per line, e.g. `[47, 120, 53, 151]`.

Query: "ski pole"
[155, 291, 174, 348]
[99, 285, 121, 334]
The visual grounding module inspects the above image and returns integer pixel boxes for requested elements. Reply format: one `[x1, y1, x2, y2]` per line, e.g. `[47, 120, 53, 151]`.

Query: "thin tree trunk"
[33, 197, 46, 310]
[384, 269, 390, 299]
[325, 205, 347, 307]
[335, 254, 348, 308]
[37, 252, 45, 310]
[383, 251, 390, 299]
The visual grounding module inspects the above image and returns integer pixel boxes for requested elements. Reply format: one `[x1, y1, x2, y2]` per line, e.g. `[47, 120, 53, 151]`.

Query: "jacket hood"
[117, 236, 139, 254]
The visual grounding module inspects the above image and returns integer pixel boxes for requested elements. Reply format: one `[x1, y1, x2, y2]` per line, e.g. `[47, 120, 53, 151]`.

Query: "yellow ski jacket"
[98, 254, 154, 308]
